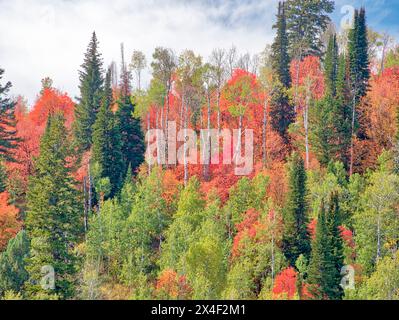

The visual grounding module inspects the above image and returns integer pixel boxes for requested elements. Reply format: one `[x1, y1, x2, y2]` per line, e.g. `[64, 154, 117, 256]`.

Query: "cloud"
[0, 0, 278, 105]
[0, 0, 397, 105]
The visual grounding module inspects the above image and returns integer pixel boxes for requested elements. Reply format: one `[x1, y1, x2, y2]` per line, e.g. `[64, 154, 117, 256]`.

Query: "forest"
[1, 0, 399, 300]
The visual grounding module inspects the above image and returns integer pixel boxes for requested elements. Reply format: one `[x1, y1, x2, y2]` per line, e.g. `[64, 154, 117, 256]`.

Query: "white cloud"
[0, 0, 278, 105]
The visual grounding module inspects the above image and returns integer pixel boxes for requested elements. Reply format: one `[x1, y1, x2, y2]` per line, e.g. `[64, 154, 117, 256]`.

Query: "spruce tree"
[25, 113, 82, 299]
[0, 230, 30, 297]
[117, 54, 145, 178]
[348, 7, 370, 104]
[307, 193, 344, 300]
[285, 0, 335, 58]
[311, 42, 352, 168]
[270, 2, 295, 145]
[348, 7, 370, 174]
[0, 68, 19, 162]
[271, 2, 291, 88]
[307, 201, 329, 299]
[92, 69, 124, 197]
[325, 192, 344, 300]
[324, 34, 339, 97]
[282, 152, 311, 266]
[74, 32, 104, 151]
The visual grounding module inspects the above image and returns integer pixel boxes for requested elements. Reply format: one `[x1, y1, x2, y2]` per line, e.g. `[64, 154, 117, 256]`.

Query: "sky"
[0, 0, 398, 105]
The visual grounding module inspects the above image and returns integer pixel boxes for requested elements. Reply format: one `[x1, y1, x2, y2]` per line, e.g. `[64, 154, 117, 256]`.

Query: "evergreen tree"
[271, 2, 291, 88]
[307, 193, 344, 300]
[282, 152, 311, 266]
[325, 193, 344, 299]
[270, 2, 295, 145]
[347, 8, 370, 174]
[324, 34, 339, 97]
[74, 32, 104, 151]
[117, 55, 145, 177]
[311, 48, 352, 168]
[0, 230, 30, 297]
[0, 160, 7, 193]
[348, 7, 370, 104]
[285, 0, 335, 58]
[0, 68, 19, 162]
[25, 113, 82, 299]
[92, 69, 124, 196]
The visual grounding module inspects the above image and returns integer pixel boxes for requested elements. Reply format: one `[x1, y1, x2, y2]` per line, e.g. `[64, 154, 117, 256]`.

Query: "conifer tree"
[310, 41, 352, 168]
[0, 68, 19, 162]
[74, 32, 104, 151]
[117, 48, 145, 177]
[271, 2, 291, 88]
[92, 69, 124, 196]
[270, 2, 295, 145]
[282, 152, 311, 266]
[324, 34, 339, 97]
[0, 230, 30, 297]
[307, 193, 344, 300]
[348, 8, 370, 104]
[285, 0, 335, 58]
[348, 7, 370, 174]
[25, 113, 82, 299]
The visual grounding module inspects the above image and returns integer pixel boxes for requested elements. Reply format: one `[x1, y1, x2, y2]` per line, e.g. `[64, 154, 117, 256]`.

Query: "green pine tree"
[0, 68, 19, 162]
[92, 68, 124, 197]
[307, 193, 344, 300]
[325, 192, 344, 300]
[117, 57, 145, 178]
[324, 34, 339, 97]
[271, 2, 291, 88]
[25, 113, 83, 299]
[282, 152, 311, 266]
[310, 46, 352, 168]
[270, 2, 295, 145]
[348, 7, 370, 104]
[285, 0, 335, 58]
[0, 231, 30, 297]
[74, 32, 104, 151]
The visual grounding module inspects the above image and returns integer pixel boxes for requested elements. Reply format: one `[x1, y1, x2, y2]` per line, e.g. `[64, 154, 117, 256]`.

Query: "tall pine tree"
[0, 68, 19, 162]
[270, 2, 295, 145]
[282, 152, 311, 266]
[285, 0, 335, 58]
[310, 37, 352, 168]
[271, 2, 291, 88]
[348, 8, 370, 174]
[0, 230, 30, 297]
[117, 46, 145, 178]
[324, 34, 339, 97]
[25, 113, 82, 299]
[74, 32, 104, 151]
[307, 193, 344, 300]
[92, 68, 124, 197]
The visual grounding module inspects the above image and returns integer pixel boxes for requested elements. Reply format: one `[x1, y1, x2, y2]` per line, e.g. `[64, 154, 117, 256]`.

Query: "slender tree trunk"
[262, 96, 268, 168]
[377, 214, 381, 262]
[184, 96, 189, 186]
[203, 91, 211, 181]
[88, 163, 92, 214]
[350, 94, 356, 176]
[156, 109, 161, 165]
[165, 85, 171, 166]
[217, 90, 221, 133]
[83, 176, 88, 234]
[304, 83, 311, 169]
[147, 112, 151, 175]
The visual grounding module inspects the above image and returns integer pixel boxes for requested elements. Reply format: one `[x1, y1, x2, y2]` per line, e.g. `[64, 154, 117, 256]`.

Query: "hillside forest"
[1, 0, 399, 300]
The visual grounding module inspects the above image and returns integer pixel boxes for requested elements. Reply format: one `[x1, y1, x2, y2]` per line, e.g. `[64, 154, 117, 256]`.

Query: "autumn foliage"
[0, 191, 21, 250]
[154, 269, 192, 300]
